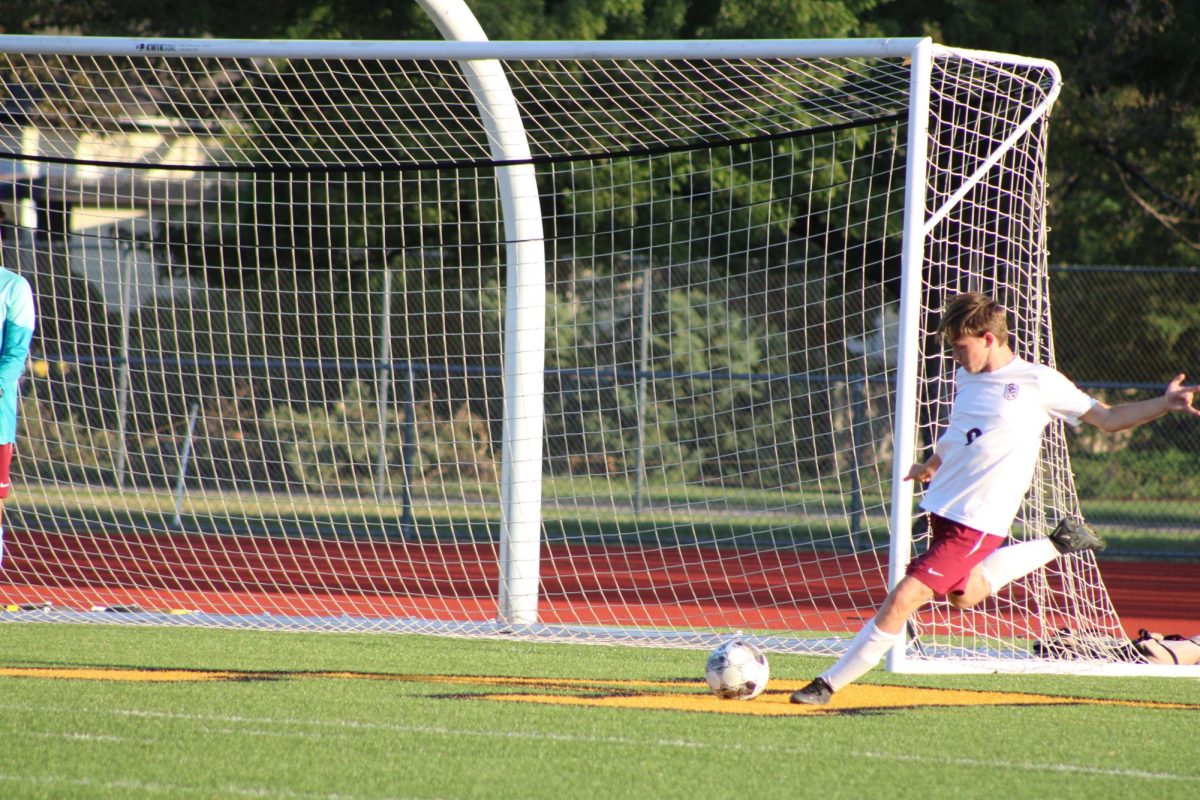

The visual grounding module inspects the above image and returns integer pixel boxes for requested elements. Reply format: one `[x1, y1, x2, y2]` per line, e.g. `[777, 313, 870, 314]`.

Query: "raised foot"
[1049, 518, 1105, 554]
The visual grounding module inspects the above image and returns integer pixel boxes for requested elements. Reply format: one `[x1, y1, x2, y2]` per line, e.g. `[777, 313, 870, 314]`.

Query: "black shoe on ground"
[1049, 518, 1105, 554]
[790, 677, 834, 705]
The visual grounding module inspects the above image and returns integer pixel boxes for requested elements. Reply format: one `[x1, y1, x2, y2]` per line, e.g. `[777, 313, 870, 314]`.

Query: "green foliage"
[471, 0, 683, 40]
[865, 0, 1200, 266]
[265, 380, 389, 491]
[265, 379, 499, 491]
[464, 0, 882, 41]
[0, 0, 439, 40]
[543, 262, 827, 486]
[1072, 448, 1200, 502]
[17, 380, 114, 485]
[688, 0, 884, 39]
[1049, 270, 1200, 385]
[8, 0, 1197, 512]
[6, 0, 1198, 267]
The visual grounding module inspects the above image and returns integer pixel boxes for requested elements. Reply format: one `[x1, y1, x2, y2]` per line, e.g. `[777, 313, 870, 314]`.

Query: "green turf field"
[0, 623, 1197, 799]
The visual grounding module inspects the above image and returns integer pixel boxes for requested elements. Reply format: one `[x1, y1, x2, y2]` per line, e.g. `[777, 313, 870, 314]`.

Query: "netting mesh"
[910, 50, 1125, 662]
[10, 53, 909, 165]
[0, 39, 1125, 666]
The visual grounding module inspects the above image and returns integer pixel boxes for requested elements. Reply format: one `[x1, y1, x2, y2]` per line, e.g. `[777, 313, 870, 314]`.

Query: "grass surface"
[0, 623, 1197, 799]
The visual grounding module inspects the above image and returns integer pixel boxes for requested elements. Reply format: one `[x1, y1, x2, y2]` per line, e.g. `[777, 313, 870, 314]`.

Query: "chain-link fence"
[1050, 266, 1200, 551]
[8, 232, 1198, 555]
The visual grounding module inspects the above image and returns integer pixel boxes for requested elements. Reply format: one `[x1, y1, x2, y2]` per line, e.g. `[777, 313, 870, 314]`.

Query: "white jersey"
[920, 356, 1097, 536]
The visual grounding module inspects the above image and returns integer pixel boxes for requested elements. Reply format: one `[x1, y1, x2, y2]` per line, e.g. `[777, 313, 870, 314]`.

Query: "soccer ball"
[705, 639, 769, 700]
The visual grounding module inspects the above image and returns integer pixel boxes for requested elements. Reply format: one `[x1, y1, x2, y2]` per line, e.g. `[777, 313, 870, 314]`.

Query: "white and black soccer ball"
[705, 639, 769, 700]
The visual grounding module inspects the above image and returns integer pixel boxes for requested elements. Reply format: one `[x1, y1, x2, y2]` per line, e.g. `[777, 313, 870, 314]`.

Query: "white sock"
[0, 526, 5, 569]
[819, 620, 902, 692]
[979, 538, 1058, 594]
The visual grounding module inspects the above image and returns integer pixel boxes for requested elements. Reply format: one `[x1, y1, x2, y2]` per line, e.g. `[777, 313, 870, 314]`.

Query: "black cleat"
[789, 677, 834, 705]
[1049, 518, 1105, 554]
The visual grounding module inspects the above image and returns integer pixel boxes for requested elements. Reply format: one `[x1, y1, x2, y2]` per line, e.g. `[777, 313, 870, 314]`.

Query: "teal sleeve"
[0, 319, 32, 387]
[0, 279, 35, 444]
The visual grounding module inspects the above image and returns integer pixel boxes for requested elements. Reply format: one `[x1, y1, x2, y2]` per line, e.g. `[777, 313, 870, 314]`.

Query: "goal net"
[0, 35, 1140, 670]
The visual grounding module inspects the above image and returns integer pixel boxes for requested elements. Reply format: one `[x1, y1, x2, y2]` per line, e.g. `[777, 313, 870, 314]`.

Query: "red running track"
[1099, 560, 1200, 635]
[2, 530, 1196, 637]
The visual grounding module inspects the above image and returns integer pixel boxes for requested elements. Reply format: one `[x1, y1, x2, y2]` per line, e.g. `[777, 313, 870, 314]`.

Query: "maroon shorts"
[0, 443, 12, 499]
[906, 514, 1006, 596]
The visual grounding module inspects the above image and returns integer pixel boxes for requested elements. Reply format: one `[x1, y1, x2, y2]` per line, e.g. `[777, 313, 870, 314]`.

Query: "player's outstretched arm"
[1081, 373, 1200, 433]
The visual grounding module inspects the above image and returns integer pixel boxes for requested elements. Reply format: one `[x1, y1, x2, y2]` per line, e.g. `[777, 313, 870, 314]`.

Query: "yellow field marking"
[0, 668, 1194, 715]
[482, 681, 1200, 716]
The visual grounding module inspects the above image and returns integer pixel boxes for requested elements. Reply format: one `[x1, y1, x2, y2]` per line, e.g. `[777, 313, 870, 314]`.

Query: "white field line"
[0, 772, 426, 800]
[4, 702, 1198, 788]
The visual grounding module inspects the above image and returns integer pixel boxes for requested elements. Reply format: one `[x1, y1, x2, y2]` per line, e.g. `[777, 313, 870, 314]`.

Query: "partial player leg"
[0, 442, 11, 569]
[974, 519, 1105, 600]
[947, 563, 992, 608]
[975, 539, 1056, 597]
[792, 515, 1004, 705]
[791, 575, 933, 705]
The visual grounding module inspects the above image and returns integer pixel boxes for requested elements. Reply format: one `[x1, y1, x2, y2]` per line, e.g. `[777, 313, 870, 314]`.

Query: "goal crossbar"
[0, 35, 927, 60]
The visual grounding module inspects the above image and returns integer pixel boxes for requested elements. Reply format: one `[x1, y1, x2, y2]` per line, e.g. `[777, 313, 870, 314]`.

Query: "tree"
[1, 0, 882, 47]
[12, 0, 1192, 267]
[0, 0, 438, 40]
[864, 0, 1200, 265]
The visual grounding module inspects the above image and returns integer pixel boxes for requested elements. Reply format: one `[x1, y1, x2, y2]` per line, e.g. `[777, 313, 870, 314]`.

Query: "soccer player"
[0, 236, 35, 568]
[791, 291, 1200, 705]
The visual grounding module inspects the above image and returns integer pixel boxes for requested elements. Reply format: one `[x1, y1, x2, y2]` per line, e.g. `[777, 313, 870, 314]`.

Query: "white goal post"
[0, 32, 1180, 674]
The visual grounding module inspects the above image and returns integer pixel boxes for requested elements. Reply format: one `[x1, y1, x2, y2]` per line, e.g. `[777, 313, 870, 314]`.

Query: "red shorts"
[906, 514, 1005, 596]
[0, 443, 12, 499]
